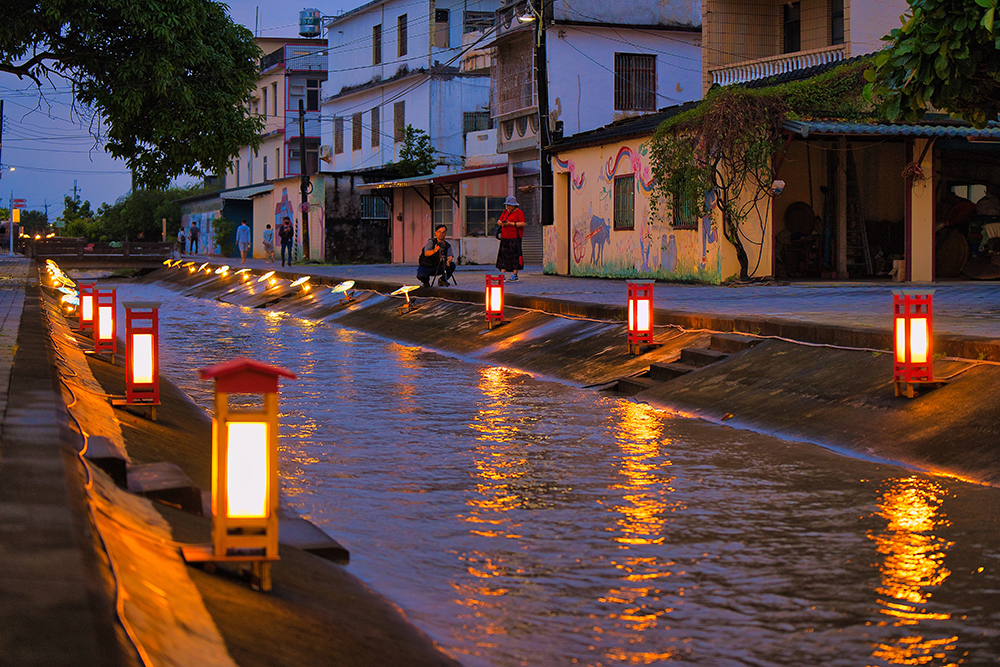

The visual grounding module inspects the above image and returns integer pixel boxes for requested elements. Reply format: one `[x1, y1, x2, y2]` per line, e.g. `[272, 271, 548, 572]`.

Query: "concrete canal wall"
[142, 266, 1000, 488]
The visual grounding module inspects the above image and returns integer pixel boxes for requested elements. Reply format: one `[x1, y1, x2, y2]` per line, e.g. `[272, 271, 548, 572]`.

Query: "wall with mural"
[549, 140, 725, 283]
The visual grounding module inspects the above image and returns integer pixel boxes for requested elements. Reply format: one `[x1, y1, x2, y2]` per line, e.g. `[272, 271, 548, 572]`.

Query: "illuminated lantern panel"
[485, 275, 504, 329]
[892, 290, 934, 398]
[121, 301, 161, 417]
[78, 282, 96, 331]
[627, 281, 655, 354]
[132, 334, 154, 383]
[226, 422, 269, 519]
[93, 287, 117, 355]
[98, 306, 114, 341]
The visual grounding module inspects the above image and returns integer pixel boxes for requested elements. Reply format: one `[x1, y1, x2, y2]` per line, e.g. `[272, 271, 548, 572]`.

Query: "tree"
[0, 1, 264, 187]
[390, 125, 436, 178]
[865, 0, 1000, 127]
[57, 196, 97, 238]
[19, 210, 47, 233]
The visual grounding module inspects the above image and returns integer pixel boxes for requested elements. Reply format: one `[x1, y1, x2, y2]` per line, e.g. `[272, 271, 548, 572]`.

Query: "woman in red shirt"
[495, 195, 526, 281]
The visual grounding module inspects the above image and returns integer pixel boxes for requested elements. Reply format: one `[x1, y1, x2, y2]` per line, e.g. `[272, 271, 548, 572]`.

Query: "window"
[434, 9, 449, 48]
[275, 147, 281, 179]
[831, 0, 845, 45]
[306, 79, 320, 111]
[613, 175, 635, 230]
[263, 155, 268, 181]
[671, 187, 699, 229]
[272, 82, 278, 116]
[371, 107, 380, 147]
[373, 24, 382, 64]
[434, 196, 453, 237]
[464, 10, 493, 34]
[262, 87, 268, 117]
[352, 112, 363, 151]
[614, 53, 656, 112]
[394, 101, 406, 142]
[465, 196, 506, 237]
[784, 2, 802, 53]
[289, 138, 320, 175]
[397, 14, 407, 57]
[235, 160, 240, 187]
[463, 111, 491, 136]
[334, 117, 344, 154]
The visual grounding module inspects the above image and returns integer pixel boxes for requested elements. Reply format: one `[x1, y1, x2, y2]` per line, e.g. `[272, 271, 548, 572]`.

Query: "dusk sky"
[0, 1, 355, 221]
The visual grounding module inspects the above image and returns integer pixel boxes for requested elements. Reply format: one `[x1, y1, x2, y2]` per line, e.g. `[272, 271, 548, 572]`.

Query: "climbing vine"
[648, 58, 875, 280]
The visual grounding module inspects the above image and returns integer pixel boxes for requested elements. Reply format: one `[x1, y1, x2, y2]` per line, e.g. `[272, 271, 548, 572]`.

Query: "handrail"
[710, 45, 847, 87]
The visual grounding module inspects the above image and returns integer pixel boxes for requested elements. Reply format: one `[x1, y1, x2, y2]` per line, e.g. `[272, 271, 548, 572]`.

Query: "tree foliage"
[865, 0, 1000, 127]
[0, 0, 264, 187]
[390, 125, 437, 178]
[55, 184, 210, 241]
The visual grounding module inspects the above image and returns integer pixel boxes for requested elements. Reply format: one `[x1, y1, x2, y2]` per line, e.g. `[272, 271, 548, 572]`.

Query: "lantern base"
[628, 341, 659, 356]
[487, 318, 504, 330]
[894, 379, 945, 399]
[111, 397, 159, 421]
[398, 302, 418, 315]
[181, 544, 278, 591]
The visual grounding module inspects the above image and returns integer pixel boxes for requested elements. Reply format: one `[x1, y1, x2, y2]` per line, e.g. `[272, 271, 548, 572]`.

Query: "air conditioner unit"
[319, 144, 332, 159]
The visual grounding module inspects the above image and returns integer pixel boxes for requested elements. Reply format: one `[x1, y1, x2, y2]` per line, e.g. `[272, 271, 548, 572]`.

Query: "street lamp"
[485, 274, 504, 329]
[893, 289, 936, 398]
[627, 281, 654, 355]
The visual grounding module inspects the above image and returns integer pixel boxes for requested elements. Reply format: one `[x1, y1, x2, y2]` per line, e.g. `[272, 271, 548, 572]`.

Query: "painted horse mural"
[572, 215, 611, 265]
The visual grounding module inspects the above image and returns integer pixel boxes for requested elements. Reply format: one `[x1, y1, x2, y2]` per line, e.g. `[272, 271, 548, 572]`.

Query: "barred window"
[373, 24, 382, 64]
[394, 101, 406, 142]
[334, 117, 344, 154]
[397, 14, 407, 57]
[371, 107, 380, 147]
[434, 195, 453, 237]
[352, 113, 363, 151]
[463, 111, 491, 136]
[614, 53, 656, 112]
[613, 175, 635, 230]
[671, 187, 699, 230]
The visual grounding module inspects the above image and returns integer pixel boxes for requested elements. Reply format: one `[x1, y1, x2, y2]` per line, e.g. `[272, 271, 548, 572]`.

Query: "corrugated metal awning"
[219, 184, 274, 200]
[357, 165, 511, 192]
[784, 119, 1000, 140]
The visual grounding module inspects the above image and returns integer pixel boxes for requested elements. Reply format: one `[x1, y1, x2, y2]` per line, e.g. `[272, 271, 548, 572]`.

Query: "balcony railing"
[709, 44, 847, 87]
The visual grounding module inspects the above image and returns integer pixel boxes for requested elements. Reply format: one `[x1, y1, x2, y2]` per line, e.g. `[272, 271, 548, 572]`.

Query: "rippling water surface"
[119, 283, 1000, 666]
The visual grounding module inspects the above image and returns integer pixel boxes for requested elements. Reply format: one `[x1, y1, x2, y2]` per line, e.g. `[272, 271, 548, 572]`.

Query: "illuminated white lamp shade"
[131, 333, 155, 384]
[226, 422, 269, 519]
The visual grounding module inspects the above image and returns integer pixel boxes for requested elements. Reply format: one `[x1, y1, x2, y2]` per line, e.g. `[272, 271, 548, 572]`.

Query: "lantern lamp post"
[485, 274, 504, 329]
[390, 285, 420, 314]
[627, 281, 654, 355]
[893, 289, 937, 398]
[117, 301, 161, 420]
[331, 280, 356, 304]
[93, 286, 117, 359]
[182, 358, 296, 591]
[78, 281, 96, 332]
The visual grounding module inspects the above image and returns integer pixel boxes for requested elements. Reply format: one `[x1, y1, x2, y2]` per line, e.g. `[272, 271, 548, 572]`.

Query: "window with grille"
[464, 10, 493, 33]
[463, 111, 491, 136]
[465, 196, 506, 237]
[831, 0, 845, 45]
[397, 14, 407, 57]
[394, 101, 406, 142]
[784, 2, 801, 53]
[434, 196, 453, 237]
[272, 82, 278, 115]
[361, 195, 389, 221]
[352, 113, 363, 151]
[371, 107, 380, 147]
[373, 24, 382, 64]
[262, 87, 268, 117]
[494, 37, 535, 116]
[275, 148, 281, 178]
[334, 117, 344, 154]
[614, 53, 656, 112]
[306, 79, 320, 111]
[613, 175, 635, 230]
[671, 186, 699, 229]
[263, 155, 268, 181]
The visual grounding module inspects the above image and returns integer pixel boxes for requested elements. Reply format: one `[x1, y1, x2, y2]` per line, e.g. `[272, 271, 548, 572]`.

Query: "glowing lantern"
[122, 301, 161, 419]
[184, 358, 296, 591]
[93, 287, 116, 356]
[893, 289, 935, 398]
[485, 274, 504, 329]
[627, 281, 654, 354]
[78, 281, 96, 331]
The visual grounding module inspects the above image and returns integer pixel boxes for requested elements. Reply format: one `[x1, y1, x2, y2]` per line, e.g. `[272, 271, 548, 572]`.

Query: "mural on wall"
[274, 188, 297, 261]
[183, 211, 218, 254]
[553, 141, 723, 283]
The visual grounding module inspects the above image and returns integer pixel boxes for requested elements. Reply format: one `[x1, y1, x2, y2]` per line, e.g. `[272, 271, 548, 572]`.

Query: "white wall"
[551, 0, 700, 27]
[545, 26, 702, 137]
[849, 0, 910, 57]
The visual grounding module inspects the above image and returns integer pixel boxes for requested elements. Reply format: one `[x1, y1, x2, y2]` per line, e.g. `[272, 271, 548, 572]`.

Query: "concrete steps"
[608, 332, 762, 395]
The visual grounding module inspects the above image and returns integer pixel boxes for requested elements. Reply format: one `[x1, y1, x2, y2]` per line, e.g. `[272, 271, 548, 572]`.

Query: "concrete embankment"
[144, 265, 1000, 487]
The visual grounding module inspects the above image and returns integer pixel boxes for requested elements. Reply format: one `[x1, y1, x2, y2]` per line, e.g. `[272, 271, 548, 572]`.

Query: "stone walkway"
[0, 255, 28, 421]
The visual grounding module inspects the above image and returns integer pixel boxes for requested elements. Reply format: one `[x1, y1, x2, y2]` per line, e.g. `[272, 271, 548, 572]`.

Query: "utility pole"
[298, 99, 311, 261]
[73, 180, 80, 202]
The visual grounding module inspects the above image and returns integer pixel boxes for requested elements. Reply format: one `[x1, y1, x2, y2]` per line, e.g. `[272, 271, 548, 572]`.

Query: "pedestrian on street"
[236, 219, 252, 264]
[495, 195, 525, 281]
[279, 217, 294, 267]
[176, 226, 186, 255]
[262, 223, 275, 263]
[189, 223, 200, 254]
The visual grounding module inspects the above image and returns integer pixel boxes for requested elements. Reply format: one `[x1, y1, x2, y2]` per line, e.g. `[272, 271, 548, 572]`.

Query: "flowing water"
[118, 283, 1000, 666]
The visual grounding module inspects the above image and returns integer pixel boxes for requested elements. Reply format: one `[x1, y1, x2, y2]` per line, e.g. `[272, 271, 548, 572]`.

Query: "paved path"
[193, 256, 1000, 340]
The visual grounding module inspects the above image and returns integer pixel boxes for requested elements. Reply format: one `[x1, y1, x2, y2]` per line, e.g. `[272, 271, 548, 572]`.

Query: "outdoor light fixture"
[257, 271, 275, 283]
[198, 262, 210, 273]
[290, 276, 310, 291]
[627, 281, 654, 355]
[182, 358, 297, 592]
[331, 280, 355, 304]
[215, 265, 230, 275]
[391, 285, 420, 314]
[893, 289, 939, 398]
[114, 301, 161, 420]
[485, 274, 504, 329]
[78, 281, 96, 332]
[93, 286, 117, 359]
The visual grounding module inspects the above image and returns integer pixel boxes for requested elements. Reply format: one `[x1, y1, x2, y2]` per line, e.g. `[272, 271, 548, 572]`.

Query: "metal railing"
[27, 239, 175, 260]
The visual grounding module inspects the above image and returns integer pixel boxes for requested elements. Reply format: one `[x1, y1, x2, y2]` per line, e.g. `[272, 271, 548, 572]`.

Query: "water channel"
[116, 282, 1000, 666]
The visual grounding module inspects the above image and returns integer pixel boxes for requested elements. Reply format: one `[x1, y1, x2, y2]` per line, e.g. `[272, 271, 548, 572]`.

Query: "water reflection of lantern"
[78, 281, 96, 331]
[122, 301, 161, 420]
[182, 358, 296, 591]
[893, 290, 935, 398]
[93, 286, 117, 357]
[627, 281, 654, 354]
[485, 274, 504, 329]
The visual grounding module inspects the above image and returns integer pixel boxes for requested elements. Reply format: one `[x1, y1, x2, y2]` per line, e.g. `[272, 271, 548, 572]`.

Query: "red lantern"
[627, 281, 654, 354]
[93, 287, 117, 357]
[486, 274, 504, 329]
[123, 301, 161, 419]
[893, 289, 934, 398]
[78, 281, 96, 331]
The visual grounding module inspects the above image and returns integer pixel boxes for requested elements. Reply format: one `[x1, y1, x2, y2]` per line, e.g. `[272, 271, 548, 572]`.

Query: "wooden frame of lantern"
[627, 281, 655, 355]
[182, 358, 296, 592]
[78, 281, 96, 332]
[114, 301, 161, 420]
[485, 274, 504, 329]
[893, 289, 941, 398]
[93, 287, 117, 360]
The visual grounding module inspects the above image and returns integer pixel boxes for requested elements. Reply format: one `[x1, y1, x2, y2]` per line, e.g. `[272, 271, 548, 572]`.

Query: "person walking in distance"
[279, 217, 294, 267]
[495, 195, 525, 281]
[189, 222, 200, 254]
[262, 223, 275, 263]
[236, 219, 252, 264]
[176, 225, 186, 255]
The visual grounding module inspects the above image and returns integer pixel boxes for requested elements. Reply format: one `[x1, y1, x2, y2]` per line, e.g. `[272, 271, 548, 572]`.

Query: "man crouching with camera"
[417, 224, 456, 287]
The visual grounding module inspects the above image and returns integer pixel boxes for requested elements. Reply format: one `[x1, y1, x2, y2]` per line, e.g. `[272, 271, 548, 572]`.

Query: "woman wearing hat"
[496, 195, 526, 281]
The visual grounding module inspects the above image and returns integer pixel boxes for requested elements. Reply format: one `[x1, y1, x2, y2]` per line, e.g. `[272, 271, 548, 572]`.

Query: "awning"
[357, 164, 512, 192]
[784, 119, 1000, 140]
[220, 184, 274, 200]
